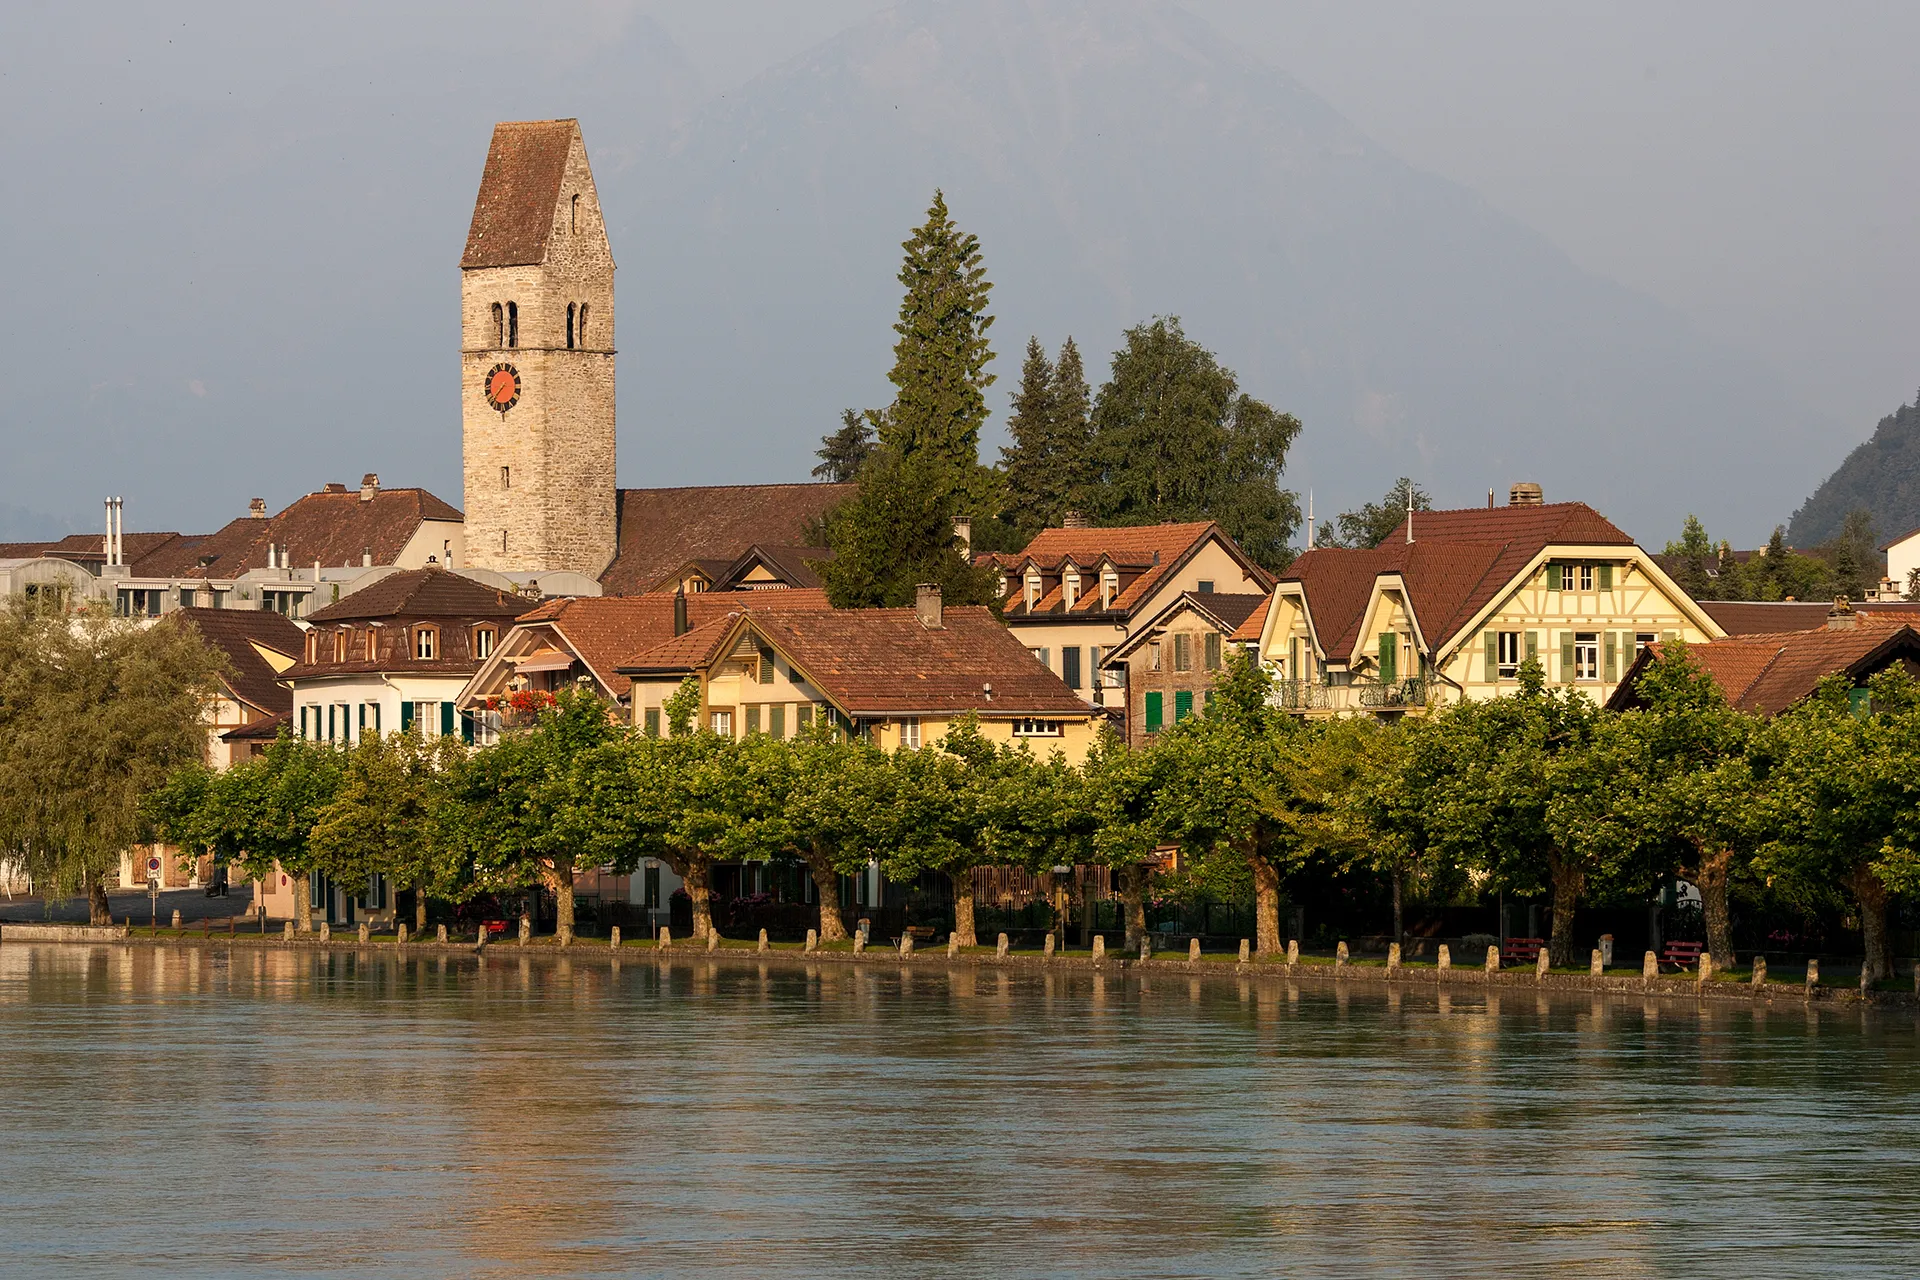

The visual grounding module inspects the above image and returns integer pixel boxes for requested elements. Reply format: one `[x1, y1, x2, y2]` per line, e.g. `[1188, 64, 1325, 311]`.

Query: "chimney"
[953, 515, 972, 558]
[673, 587, 689, 637]
[361, 547, 373, 568]
[1509, 482, 1544, 507]
[1828, 596, 1857, 630]
[249, 498, 267, 519]
[915, 582, 943, 629]
[1062, 510, 1089, 529]
[360, 473, 379, 502]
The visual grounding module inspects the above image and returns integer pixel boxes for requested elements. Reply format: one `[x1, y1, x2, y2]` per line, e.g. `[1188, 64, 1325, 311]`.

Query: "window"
[363, 631, 377, 661]
[1377, 632, 1397, 685]
[797, 705, 814, 731]
[1289, 636, 1302, 681]
[501, 466, 510, 490]
[306, 633, 319, 664]
[327, 703, 336, 742]
[1101, 572, 1118, 608]
[1024, 574, 1040, 609]
[364, 702, 380, 735]
[262, 590, 304, 618]
[506, 301, 518, 348]
[1012, 718, 1063, 737]
[1029, 647, 1050, 670]
[1173, 633, 1192, 672]
[1498, 631, 1520, 679]
[1635, 633, 1657, 656]
[1061, 646, 1082, 689]
[710, 710, 733, 736]
[1197, 580, 1215, 594]
[1579, 564, 1594, 591]
[570, 193, 579, 234]
[475, 627, 495, 660]
[901, 717, 921, 749]
[116, 588, 163, 618]
[770, 704, 786, 739]
[1149, 641, 1161, 672]
[1204, 633, 1222, 670]
[366, 874, 387, 912]
[1063, 573, 1079, 610]
[491, 302, 504, 346]
[578, 303, 588, 344]
[1603, 632, 1619, 682]
[1146, 691, 1164, 732]
[1174, 690, 1194, 722]
[746, 705, 761, 735]
[566, 302, 576, 350]
[332, 632, 347, 663]
[644, 707, 661, 736]
[1572, 632, 1599, 681]
[758, 645, 776, 684]
[1598, 563, 1614, 591]
[415, 627, 436, 660]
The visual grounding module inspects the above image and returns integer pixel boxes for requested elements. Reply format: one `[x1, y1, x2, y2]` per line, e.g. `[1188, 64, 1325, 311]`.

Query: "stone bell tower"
[460, 119, 616, 575]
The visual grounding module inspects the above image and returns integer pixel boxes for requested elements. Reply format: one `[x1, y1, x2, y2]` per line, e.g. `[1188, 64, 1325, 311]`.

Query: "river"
[1, 943, 1916, 1278]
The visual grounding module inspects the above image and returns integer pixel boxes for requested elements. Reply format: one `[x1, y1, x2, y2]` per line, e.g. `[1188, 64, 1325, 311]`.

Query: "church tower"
[460, 119, 616, 575]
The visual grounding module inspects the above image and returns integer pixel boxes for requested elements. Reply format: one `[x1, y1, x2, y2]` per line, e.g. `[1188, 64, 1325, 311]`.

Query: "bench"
[1500, 937, 1544, 965]
[1661, 940, 1705, 970]
[892, 925, 936, 946]
[481, 919, 509, 937]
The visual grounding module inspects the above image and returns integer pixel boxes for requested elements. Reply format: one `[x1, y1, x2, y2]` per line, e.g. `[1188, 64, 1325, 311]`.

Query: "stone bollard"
[997, 933, 1010, 958]
[1535, 947, 1550, 978]
[1698, 952, 1714, 983]
[1590, 948, 1603, 976]
[319, 922, 331, 944]
[1751, 955, 1766, 985]
[1486, 946, 1500, 972]
[475, 924, 488, 950]
[857, 918, 871, 944]
[1043, 934, 1056, 959]
[804, 929, 817, 953]
[853, 932, 865, 954]
[358, 922, 370, 944]
[517, 915, 531, 946]
[1238, 939, 1250, 964]
[1092, 935, 1105, 961]
[557, 925, 572, 948]
[1386, 942, 1401, 973]
[397, 922, 409, 947]
[758, 928, 770, 953]
[659, 927, 672, 949]
[1806, 957, 1819, 990]
[900, 933, 914, 957]
[1286, 939, 1299, 967]
[1437, 944, 1451, 971]
[1860, 964, 1872, 993]
[283, 921, 294, 944]
[1139, 936, 1151, 961]
[610, 926, 621, 950]
[436, 924, 447, 944]
[706, 931, 719, 953]
[171, 909, 182, 929]
[1188, 938, 1201, 963]
[947, 933, 961, 958]
[1335, 941, 1349, 968]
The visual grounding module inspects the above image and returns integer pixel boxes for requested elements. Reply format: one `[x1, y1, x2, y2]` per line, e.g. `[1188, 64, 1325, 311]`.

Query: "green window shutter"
[1204, 633, 1222, 670]
[746, 705, 761, 734]
[358, 703, 366, 732]
[1204, 689, 1216, 713]
[1377, 633, 1396, 685]
[1848, 687, 1872, 718]
[400, 701, 414, 734]
[1175, 690, 1194, 721]
[1146, 691, 1163, 731]
[1598, 563, 1613, 590]
[758, 645, 775, 684]
[797, 705, 814, 730]
[1173, 634, 1191, 671]
[1546, 563, 1562, 591]
[1525, 632, 1539, 663]
[1603, 632, 1618, 682]
[644, 707, 661, 736]
[1560, 633, 1575, 680]
[770, 705, 786, 738]
[460, 712, 475, 746]
[440, 701, 455, 738]
[1484, 631, 1498, 680]
[1062, 646, 1082, 689]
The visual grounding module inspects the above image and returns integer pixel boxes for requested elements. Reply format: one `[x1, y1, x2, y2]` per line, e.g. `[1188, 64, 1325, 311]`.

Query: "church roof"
[461, 119, 578, 269]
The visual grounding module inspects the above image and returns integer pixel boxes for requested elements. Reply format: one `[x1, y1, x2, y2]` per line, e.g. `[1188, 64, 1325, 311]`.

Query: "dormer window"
[332, 631, 347, 663]
[1101, 571, 1118, 608]
[306, 632, 318, 664]
[474, 626, 496, 660]
[415, 627, 437, 660]
[1064, 572, 1079, 610]
[1025, 573, 1040, 610]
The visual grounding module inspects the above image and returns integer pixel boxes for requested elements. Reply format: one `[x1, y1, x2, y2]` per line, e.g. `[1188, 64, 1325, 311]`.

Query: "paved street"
[0, 887, 259, 927]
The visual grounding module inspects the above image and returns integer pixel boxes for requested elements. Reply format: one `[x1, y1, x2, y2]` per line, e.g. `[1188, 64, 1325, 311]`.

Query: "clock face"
[484, 363, 521, 414]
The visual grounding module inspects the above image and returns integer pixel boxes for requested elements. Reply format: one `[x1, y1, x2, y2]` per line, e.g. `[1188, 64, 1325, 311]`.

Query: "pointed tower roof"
[461, 119, 580, 269]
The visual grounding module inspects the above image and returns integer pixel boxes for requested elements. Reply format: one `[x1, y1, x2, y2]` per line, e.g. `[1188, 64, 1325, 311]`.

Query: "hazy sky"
[2, 0, 1914, 539]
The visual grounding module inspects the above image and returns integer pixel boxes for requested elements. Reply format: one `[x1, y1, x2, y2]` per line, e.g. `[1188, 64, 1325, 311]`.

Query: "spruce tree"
[813, 409, 876, 482]
[1000, 336, 1096, 538]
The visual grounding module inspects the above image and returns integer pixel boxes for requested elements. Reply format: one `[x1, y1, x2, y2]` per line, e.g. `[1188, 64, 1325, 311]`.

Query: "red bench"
[1661, 940, 1705, 970]
[482, 920, 509, 937]
[1500, 937, 1544, 965]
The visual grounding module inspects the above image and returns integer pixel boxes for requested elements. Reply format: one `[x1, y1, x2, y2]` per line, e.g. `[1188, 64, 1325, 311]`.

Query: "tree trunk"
[1080, 870, 1097, 949]
[1120, 864, 1147, 950]
[1037, 870, 1066, 948]
[88, 875, 110, 927]
[544, 856, 576, 938]
[1390, 868, 1403, 947]
[1545, 851, 1584, 967]
[1849, 862, 1891, 984]
[951, 866, 978, 948]
[414, 885, 428, 932]
[684, 854, 714, 941]
[293, 871, 314, 932]
[1693, 844, 1734, 969]
[806, 844, 849, 941]
[1249, 848, 1282, 958]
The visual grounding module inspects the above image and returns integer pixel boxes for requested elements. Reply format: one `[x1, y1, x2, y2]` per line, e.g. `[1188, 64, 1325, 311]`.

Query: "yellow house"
[616, 586, 1100, 763]
[1254, 487, 1724, 716]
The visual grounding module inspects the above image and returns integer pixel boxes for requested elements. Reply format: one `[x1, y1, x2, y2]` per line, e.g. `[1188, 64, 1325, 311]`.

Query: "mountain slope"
[607, 0, 1820, 543]
[1788, 396, 1920, 547]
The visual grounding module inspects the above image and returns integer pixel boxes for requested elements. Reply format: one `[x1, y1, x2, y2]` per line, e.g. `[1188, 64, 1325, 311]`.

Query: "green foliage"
[819, 445, 1003, 608]
[310, 731, 466, 901]
[1084, 316, 1302, 570]
[1659, 515, 1857, 603]
[663, 676, 701, 736]
[1315, 478, 1432, 550]
[813, 408, 875, 483]
[1000, 336, 1096, 539]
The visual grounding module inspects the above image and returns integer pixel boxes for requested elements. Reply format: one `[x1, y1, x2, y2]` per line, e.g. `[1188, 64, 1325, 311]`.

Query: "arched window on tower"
[566, 303, 575, 350]
[491, 302, 503, 347]
[578, 303, 589, 346]
[506, 302, 518, 349]
[570, 193, 579, 234]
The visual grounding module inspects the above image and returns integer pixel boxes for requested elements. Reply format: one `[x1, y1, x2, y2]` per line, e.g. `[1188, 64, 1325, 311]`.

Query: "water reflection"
[0, 944, 1916, 1278]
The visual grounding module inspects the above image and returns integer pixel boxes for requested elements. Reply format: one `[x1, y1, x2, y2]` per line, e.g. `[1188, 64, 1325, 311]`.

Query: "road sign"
[146, 856, 161, 874]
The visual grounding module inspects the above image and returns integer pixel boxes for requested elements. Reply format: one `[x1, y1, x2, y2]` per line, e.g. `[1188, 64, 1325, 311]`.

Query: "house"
[1886, 526, 1920, 599]
[983, 517, 1274, 711]
[457, 588, 832, 735]
[1252, 484, 1723, 717]
[1096, 591, 1268, 742]
[1698, 598, 1920, 636]
[1608, 599, 1920, 715]
[616, 585, 1101, 762]
[645, 544, 835, 595]
[597, 483, 852, 596]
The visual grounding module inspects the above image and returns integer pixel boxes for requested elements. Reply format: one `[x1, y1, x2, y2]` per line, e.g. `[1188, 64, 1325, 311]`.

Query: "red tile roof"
[514, 590, 831, 694]
[1701, 599, 1920, 636]
[599, 484, 853, 595]
[166, 607, 303, 716]
[1104, 592, 1270, 662]
[1615, 615, 1920, 715]
[129, 487, 461, 581]
[999, 522, 1271, 620]
[306, 567, 527, 623]
[0, 532, 193, 565]
[1231, 596, 1270, 644]
[222, 710, 292, 742]
[461, 120, 576, 269]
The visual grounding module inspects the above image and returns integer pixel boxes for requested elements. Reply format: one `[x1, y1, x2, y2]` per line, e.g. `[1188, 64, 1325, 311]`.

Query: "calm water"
[2, 945, 1917, 1279]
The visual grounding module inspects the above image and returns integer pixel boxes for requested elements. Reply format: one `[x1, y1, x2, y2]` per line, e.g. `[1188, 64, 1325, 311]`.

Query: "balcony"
[1357, 678, 1431, 709]
[1269, 680, 1331, 712]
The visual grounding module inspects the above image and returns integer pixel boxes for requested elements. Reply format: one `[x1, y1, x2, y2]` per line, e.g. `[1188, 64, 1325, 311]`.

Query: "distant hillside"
[1788, 395, 1920, 547]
